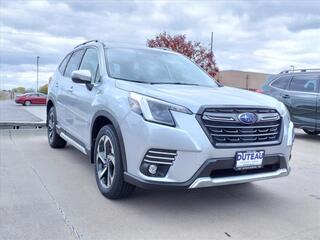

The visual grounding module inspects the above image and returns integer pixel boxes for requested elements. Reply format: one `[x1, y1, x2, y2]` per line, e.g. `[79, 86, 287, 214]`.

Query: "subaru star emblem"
[238, 112, 257, 124]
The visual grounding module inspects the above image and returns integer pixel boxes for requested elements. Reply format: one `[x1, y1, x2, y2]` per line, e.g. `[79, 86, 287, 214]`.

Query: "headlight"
[276, 101, 290, 120]
[128, 92, 192, 126]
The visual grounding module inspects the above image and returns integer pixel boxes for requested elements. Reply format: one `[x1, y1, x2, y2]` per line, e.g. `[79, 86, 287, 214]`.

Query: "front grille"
[143, 149, 177, 165]
[198, 108, 282, 148]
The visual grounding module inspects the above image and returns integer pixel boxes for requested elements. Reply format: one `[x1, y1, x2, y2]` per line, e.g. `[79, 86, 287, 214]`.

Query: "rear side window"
[79, 48, 100, 82]
[64, 49, 85, 78]
[270, 76, 291, 89]
[289, 75, 318, 93]
[58, 54, 71, 74]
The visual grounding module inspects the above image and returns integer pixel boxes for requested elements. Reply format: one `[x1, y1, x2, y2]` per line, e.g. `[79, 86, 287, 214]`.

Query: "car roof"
[73, 40, 179, 55]
[104, 45, 178, 54]
[24, 92, 46, 95]
[268, 69, 319, 81]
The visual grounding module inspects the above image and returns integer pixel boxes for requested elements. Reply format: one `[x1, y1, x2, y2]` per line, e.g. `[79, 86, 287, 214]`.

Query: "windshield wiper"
[114, 78, 202, 86]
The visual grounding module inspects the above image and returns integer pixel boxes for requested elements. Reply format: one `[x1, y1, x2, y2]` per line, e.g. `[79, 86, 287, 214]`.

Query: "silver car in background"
[47, 40, 294, 199]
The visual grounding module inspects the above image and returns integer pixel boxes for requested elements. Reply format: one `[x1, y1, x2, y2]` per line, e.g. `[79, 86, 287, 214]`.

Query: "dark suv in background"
[261, 69, 320, 135]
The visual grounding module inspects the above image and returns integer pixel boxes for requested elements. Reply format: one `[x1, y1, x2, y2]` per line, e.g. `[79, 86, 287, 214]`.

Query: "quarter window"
[270, 76, 291, 90]
[289, 75, 318, 93]
[79, 48, 100, 82]
[64, 49, 85, 78]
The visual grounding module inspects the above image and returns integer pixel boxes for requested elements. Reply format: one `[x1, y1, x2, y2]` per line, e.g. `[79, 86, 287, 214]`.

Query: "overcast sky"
[1, 0, 319, 90]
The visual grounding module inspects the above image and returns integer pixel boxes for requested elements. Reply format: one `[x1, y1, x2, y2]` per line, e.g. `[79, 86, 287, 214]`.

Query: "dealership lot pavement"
[0, 100, 46, 124]
[0, 100, 44, 123]
[0, 129, 319, 240]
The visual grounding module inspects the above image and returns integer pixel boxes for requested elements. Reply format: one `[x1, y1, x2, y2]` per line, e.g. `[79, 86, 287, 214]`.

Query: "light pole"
[36, 56, 40, 92]
[290, 65, 294, 72]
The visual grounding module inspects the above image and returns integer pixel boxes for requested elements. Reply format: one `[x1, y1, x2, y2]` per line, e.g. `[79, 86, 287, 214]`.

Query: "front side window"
[58, 54, 71, 74]
[289, 75, 318, 93]
[64, 49, 85, 78]
[79, 48, 99, 82]
[105, 48, 218, 87]
[270, 76, 291, 90]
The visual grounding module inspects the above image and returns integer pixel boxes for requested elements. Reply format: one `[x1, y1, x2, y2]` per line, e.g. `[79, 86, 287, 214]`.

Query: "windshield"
[105, 48, 218, 87]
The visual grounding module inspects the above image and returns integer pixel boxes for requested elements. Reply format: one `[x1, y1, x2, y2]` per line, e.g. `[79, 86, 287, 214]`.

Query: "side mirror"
[71, 70, 92, 84]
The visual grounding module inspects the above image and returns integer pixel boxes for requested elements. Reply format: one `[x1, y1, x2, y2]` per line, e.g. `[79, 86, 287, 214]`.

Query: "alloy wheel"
[96, 135, 115, 189]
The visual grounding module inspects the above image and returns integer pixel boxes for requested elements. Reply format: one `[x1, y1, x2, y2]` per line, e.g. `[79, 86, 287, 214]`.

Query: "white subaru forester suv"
[47, 40, 294, 199]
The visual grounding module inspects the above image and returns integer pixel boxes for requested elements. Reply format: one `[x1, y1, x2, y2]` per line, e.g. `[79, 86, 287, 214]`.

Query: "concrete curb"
[0, 121, 46, 129]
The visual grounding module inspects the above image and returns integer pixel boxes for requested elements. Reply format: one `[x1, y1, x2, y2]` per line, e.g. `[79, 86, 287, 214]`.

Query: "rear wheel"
[303, 129, 320, 135]
[47, 106, 66, 148]
[24, 100, 31, 106]
[94, 125, 135, 199]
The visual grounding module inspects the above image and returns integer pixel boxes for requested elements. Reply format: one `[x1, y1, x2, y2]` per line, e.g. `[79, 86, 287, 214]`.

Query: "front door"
[68, 47, 101, 146]
[31, 94, 41, 104]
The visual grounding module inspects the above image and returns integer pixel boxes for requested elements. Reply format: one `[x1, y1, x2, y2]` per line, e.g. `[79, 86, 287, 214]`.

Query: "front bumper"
[121, 110, 294, 189]
[189, 169, 289, 188]
[124, 155, 290, 189]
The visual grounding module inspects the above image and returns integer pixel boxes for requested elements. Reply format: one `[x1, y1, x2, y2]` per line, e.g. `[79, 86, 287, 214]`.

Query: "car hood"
[116, 80, 279, 113]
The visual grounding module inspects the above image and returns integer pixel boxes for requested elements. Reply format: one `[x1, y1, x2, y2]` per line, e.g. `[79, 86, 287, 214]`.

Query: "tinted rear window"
[289, 74, 318, 93]
[270, 76, 291, 89]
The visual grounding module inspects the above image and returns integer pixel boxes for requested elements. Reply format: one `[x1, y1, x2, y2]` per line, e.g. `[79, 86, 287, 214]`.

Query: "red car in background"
[15, 92, 47, 106]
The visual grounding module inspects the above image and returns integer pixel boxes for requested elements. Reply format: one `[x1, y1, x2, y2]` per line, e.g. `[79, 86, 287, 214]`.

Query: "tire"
[47, 106, 67, 148]
[24, 100, 31, 106]
[303, 129, 320, 135]
[94, 125, 135, 199]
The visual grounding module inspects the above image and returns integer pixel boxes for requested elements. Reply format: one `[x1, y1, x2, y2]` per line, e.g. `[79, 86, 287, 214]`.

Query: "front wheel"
[303, 129, 320, 135]
[24, 100, 31, 106]
[94, 125, 135, 199]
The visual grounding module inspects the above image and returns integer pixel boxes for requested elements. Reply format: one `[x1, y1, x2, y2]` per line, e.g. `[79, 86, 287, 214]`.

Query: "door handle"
[68, 86, 73, 93]
[282, 94, 290, 99]
[55, 82, 59, 87]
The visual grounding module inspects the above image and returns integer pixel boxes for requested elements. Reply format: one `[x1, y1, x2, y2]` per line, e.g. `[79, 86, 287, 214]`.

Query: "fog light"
[148, 164, 158, 175]
[287, 121, 295, 146]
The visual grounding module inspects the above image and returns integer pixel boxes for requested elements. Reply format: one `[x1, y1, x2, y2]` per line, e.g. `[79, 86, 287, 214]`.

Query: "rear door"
[57, 49, 85, 132]
[55, 53, 71, 127]
[268, 75, 292, 100]
[29, 94, 39, 104]
[285, 74, 318, 130]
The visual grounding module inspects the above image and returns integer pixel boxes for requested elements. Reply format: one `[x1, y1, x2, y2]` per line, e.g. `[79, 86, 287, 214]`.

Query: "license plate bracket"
[235, 150, 265, 170]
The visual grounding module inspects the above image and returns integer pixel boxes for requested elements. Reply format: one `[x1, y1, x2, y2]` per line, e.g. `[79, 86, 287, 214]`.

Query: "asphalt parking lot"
[0, 100, 46, 127]
[0, 128, 319, 240]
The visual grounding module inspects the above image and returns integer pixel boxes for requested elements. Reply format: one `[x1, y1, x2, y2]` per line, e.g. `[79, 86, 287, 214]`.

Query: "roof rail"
[74, 40, 100, 49]
[279, 68, 320, 74]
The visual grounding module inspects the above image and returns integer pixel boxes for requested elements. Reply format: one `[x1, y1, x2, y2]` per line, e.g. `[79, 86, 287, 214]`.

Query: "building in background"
[216, 70, 271, 90]
[0, 90, 14, 100]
